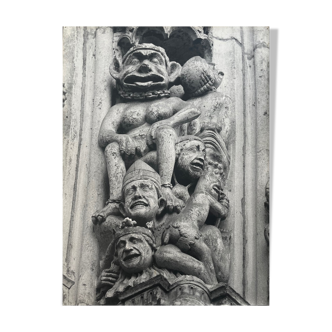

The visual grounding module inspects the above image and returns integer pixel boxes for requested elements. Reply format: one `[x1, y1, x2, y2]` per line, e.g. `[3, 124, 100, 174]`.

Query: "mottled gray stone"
[63, 26, 269, 306]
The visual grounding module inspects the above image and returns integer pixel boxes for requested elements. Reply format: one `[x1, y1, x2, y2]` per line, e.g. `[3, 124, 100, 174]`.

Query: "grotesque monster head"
[119, 160, 166, 225]
[174, 136, 206, 185]
[114, 218, 156, 274]
[110, 43, 182, 95]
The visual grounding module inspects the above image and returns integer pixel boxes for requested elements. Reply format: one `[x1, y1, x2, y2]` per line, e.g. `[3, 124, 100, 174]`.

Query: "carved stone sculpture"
[91, 43, 201, 224]
[92, 38, 245, 305]
[154, 163, 229, 285]
[97, 218, 178, 304]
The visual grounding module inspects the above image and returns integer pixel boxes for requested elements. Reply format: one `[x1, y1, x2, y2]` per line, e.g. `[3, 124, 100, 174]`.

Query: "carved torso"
[119, 97, 180, 133]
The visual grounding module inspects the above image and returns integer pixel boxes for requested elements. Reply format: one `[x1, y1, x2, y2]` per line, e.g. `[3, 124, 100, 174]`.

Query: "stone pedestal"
[104, 275, 249, 306]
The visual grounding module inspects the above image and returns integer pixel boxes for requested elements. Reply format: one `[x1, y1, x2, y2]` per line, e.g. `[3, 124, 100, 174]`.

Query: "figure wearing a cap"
[96, 218, 177, 304]
[118, 160, 166, 227]
[92, 44, 201, 224]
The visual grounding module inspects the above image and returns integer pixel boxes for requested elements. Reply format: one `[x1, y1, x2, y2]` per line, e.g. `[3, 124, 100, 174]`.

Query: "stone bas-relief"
[91, 36, 245, 305]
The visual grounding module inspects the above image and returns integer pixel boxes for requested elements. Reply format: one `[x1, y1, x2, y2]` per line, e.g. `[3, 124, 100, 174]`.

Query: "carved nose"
[138, 62, 152, 74]
[124, 243, 133, 251]
[133, 189, 143, 199]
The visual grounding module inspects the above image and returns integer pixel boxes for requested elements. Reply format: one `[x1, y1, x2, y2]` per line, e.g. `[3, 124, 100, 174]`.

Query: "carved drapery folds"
[91, 26, 244, 305]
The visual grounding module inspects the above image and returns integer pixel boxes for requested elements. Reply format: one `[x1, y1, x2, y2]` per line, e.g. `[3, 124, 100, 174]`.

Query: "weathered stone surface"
[63, 26, 269, 306]
[104, 275, 249, 306]
[91, 43, 201, 224]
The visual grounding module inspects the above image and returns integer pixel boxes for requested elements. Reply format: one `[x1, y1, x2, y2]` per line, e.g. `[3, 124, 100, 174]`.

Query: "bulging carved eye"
[126, 189, 135, 196]
[129, 58, 139, 65]
[151, 57, 160, 65]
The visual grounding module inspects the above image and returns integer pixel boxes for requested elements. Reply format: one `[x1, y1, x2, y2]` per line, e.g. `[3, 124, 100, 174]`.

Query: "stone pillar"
[63, 27, 114, 305]
[63, 26, 269, 305]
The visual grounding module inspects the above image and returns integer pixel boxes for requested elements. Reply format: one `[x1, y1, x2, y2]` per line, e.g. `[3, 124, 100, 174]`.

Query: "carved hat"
[114, 218, 155, 244]
[122, 43, 170, 66]
[181, 56, 224, 98]
[102, 218, 155, 268]
[123, 160, 162, 193]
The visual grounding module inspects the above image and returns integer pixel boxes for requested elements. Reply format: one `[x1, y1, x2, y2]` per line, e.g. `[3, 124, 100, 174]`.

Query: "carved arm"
[206, 193, 229, 220]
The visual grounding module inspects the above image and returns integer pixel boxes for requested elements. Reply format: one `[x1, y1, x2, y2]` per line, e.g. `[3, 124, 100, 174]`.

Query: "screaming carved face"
[110, 44, 181, 93]
[120, 49, 169, 92]
[175, 140, 206, 184]
[116, 233, 153, 274]
[122, 180, 161, 225]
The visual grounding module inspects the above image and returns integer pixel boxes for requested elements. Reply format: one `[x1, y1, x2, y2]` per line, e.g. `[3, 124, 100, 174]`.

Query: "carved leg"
[155, 126, 185, 213]
[188, 238, 218, 285]
[201, 225, 230, 283]
[154, 244, 214, 285]
[92, 142, 126, 224]
[141, 151, 158, 171]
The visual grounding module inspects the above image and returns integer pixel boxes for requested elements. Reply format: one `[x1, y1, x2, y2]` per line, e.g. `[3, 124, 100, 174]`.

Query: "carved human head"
[198, 129, 230, 181]
[110, 43, 182, 93]
[119, 160, 166, 225]
[174, 136, 206, 185]
[197, 161, 225, 201]
[181, 56, 224, 98]
[114, 218, 156, 274]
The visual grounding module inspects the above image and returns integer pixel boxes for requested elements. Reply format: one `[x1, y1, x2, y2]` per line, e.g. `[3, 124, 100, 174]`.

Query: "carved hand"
[117, 134, 142, 157]
[219, 193, 229, 209]
[162, 186, 185, 214]
[99, 262, 120, 289]
[217, 193, 229, 218]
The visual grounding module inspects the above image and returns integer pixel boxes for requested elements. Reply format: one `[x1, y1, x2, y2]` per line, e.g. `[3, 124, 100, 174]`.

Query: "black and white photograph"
[62, 26, 270, 306]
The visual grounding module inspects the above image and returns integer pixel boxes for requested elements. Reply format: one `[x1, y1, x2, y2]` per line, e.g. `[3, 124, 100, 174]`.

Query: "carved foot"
[92, 201, 122, 225]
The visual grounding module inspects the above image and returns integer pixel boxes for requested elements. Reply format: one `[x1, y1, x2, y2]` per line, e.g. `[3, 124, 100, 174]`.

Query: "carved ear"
[157, 197, 167, 216]
[119, 202, 126, 217]
[168, 61, 182, 84]
[109, 56, 122, 80]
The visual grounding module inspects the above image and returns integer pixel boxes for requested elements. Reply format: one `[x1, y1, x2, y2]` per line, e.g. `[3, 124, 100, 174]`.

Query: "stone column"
[63, 27, 114, 305]
[211, 26, 269, 305]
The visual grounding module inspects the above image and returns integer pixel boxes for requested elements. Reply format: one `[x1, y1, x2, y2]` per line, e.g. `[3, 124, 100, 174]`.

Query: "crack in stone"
[212, 32, 269, 61]
[246, 42, 270, 60]
[211, 35, 243, 48]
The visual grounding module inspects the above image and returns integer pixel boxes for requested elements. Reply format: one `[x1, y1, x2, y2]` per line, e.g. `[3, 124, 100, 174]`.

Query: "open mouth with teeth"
[130, 200, 148, 209]
[190, 159, 204, 172]
[124, 74, 164, 88]
[123, 252, 140, 262]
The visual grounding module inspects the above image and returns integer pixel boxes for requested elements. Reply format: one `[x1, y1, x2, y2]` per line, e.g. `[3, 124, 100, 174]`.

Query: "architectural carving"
[91, 43, 200, 224]
[92, 28, 246, 305]
[97, 218, 178, 304]
[63, 26, 270, 307]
